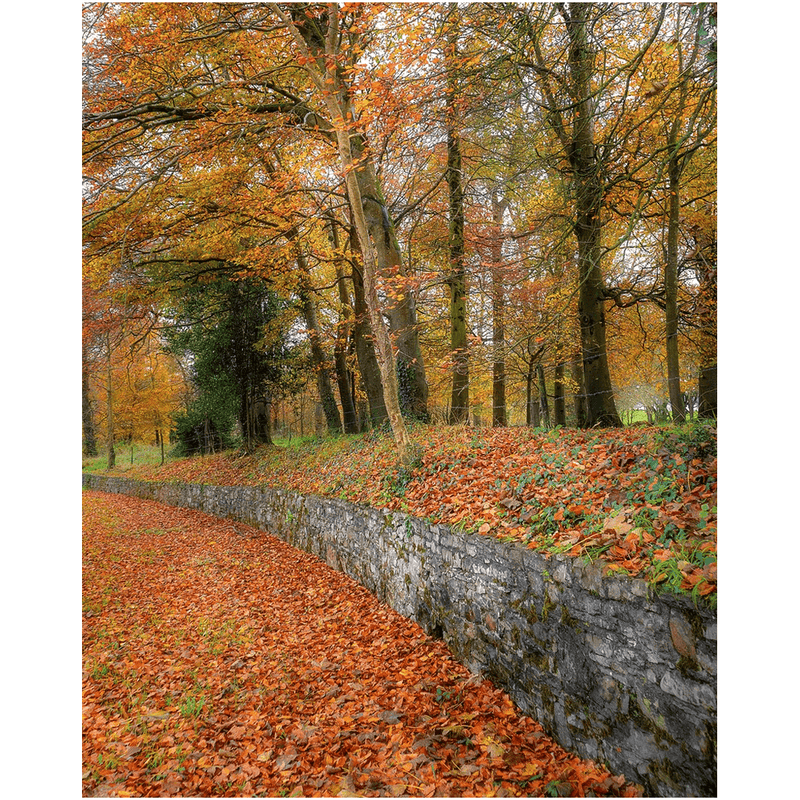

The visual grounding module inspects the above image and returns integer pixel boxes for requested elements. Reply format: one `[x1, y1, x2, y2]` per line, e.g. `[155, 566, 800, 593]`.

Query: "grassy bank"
[83, 421, 717, 604]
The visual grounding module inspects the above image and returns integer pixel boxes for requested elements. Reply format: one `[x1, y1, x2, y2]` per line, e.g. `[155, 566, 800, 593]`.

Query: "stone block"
[576, 562, 604, 594]
[660, 669, 716, 709]
[585, 633, 614, 659]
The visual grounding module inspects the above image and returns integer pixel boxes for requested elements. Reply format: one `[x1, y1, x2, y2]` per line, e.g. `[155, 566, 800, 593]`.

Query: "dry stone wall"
[83, 474, 716, 797]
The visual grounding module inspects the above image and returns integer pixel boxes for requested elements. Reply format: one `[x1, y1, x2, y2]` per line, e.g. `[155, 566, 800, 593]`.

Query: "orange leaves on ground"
[83, 491, 639, 798]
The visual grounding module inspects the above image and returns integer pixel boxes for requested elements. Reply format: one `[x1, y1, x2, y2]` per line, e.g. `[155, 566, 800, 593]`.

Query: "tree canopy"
[83, 2, 717, 464]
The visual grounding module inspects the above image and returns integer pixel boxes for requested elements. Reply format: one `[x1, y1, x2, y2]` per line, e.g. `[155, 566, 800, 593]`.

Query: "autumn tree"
[110, 330, 185, 462]
[437, 9, 470, 424]
[658, 7, 716, 422]
[499, 3, 708, 427]
[82, 270, 180, 466]
[269, 2, 429, 465]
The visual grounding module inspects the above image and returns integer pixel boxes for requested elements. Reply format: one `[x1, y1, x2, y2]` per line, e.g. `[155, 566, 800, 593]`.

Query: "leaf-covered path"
[83, 491, 640, 798]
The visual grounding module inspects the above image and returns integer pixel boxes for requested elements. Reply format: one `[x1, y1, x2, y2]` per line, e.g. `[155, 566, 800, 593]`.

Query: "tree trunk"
[256, 396, 273, 444]
[242, 393, 273, 452]
[350, 139, 429, 422]
[665, 153, 686, 422]
[347, 170, 418, 465]
[553, 362, 566, 426]
[696, 251, 716, 419]
[537, 363, 551, 428]
[298, 395, 304, 437]
[356, 398, 369, 432]
[82, 345, 98, 457]
[105, 332, 115, 469]
[570, 352, 587, 428]
[491, 190, 508, 427]
[333, 263, 359, 433]
[333, 118, 417, 464]
[699, 363, 717, 419]
[526, 354, 540, 427]
[330, 217, 360, 433]
[445, 157, 469, 423]
[239, 395, 250, 453]
[446, 23, 469, 424]
[693, 198, 717, 423]
[565, 3, 622, 428]
[298, 272, 342, 434]
[347, 225, 389, 428]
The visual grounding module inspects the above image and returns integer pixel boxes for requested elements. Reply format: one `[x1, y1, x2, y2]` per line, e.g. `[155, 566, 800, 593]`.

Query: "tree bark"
[82, 344, 98, 457]
[349, 137, 429, 422]
[491, 190, 508, 427]
[695, 224, 716, 419]
[297, 266, 343, 434]
[333, 257, 360, 433]
[526, 358, 541, 428]
[537, 363, 551, 428]
[346, 175, 417, 465]
[105, 331, 116, 469]
[347, 224, 389, 428]
[665, 144, 686, 423]
[570, 351, 587, 428]
[553, 361, 566, 426]
[699, 363, 717, 419]
[565, 3, 622, 428]
[446, 159, 469, 423]
[254, 396, 273, 444]
[241, 393, 273, 453]
[446, 22, 469, 424]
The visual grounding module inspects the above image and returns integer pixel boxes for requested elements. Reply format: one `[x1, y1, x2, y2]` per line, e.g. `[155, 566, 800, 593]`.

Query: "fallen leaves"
[83, 491, 640, 797]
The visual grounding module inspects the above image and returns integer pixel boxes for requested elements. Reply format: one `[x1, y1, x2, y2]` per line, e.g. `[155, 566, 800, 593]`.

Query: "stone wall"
[83, 474, 716, 797]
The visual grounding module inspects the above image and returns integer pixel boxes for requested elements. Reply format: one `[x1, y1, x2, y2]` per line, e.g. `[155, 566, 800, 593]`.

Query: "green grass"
[179, 691, 208, 719]
[83, 441, 168, 472]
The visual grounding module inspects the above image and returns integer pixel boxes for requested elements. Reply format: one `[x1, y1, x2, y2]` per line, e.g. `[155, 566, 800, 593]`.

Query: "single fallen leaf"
[274, 753, 297, 771]
[479, 734, 505, 758]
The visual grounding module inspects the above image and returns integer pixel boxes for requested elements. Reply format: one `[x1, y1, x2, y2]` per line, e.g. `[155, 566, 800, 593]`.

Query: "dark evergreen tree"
[166, 275, 294, 454]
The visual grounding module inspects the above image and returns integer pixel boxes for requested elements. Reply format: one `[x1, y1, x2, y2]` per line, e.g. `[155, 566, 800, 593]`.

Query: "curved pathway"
[83, 491, 637, 798]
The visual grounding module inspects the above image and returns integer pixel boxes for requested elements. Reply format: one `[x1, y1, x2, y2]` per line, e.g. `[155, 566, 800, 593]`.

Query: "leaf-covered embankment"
[101, 423, 717, 602]
[83, 491, 640, 798]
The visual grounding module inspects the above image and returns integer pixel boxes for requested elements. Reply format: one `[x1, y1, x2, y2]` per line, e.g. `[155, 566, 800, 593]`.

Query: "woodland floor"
[104, 422, 717, 603]
[83, 491, 642, 798]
